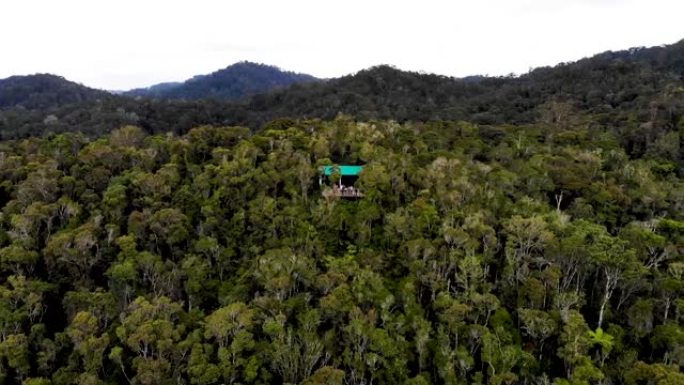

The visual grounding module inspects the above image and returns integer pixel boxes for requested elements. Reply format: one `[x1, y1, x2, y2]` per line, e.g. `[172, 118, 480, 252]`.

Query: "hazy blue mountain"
[124, 61, 318, 101]
[124, 81, 183, 97]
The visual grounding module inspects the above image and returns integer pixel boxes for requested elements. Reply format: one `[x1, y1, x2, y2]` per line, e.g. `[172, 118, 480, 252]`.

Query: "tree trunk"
[597, 269, 618, 329]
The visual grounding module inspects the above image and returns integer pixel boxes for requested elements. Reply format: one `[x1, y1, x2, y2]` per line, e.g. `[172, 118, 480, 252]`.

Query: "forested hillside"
[124, 62, 318, 101]
[0, 74, 111, 110]
[0, 116, 681, 384]
[2, 40, 684, 142]
[243, 40, 684, 129]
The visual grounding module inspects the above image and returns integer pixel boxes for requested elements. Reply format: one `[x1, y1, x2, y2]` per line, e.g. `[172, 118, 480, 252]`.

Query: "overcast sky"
[1, 0, 682, 90]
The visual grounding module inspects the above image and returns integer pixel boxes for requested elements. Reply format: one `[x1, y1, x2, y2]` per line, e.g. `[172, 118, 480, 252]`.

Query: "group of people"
[333, 184, 363, 197]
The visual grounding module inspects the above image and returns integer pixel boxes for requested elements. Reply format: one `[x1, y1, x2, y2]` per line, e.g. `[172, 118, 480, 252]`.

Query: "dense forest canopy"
[0, 39, 682, 385]
[0, 115, 681, 384]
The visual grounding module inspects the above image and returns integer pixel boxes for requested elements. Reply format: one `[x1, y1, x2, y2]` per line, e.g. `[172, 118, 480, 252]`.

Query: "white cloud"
[0, 0, 682, 89]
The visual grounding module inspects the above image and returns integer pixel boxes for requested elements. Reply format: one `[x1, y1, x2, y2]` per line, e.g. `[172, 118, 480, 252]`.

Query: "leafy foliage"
[0, 114, 680, 384]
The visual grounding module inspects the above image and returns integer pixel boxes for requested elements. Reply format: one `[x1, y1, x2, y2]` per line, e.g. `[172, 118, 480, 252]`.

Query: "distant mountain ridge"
[122, 82, 182, 97]
[124, 61, 319, 101]
[1, 39, 684, 143]
[0, 74, 111, 110]
[241, 40, 684, 125]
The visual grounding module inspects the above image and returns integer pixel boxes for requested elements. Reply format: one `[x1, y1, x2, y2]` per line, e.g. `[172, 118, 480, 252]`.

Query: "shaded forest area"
[0, 116, 681, 384]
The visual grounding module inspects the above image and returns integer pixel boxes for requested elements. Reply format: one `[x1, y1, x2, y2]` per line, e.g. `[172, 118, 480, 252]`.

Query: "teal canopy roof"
[321, 165, 364, 176]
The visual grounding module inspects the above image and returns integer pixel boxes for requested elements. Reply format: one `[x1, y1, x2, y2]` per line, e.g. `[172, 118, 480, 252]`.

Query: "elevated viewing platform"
[320, 164, 365, 199]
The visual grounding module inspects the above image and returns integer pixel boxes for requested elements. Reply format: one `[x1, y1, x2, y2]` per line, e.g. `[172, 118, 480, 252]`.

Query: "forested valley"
[0, 41, 682, 385]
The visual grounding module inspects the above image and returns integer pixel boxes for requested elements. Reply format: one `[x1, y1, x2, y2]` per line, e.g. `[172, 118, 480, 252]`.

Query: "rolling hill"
[1, 40, 683, 145]
[124, 61, 318, 101]
[0, 73, 111, 110]
[242, 39, 684, 126]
